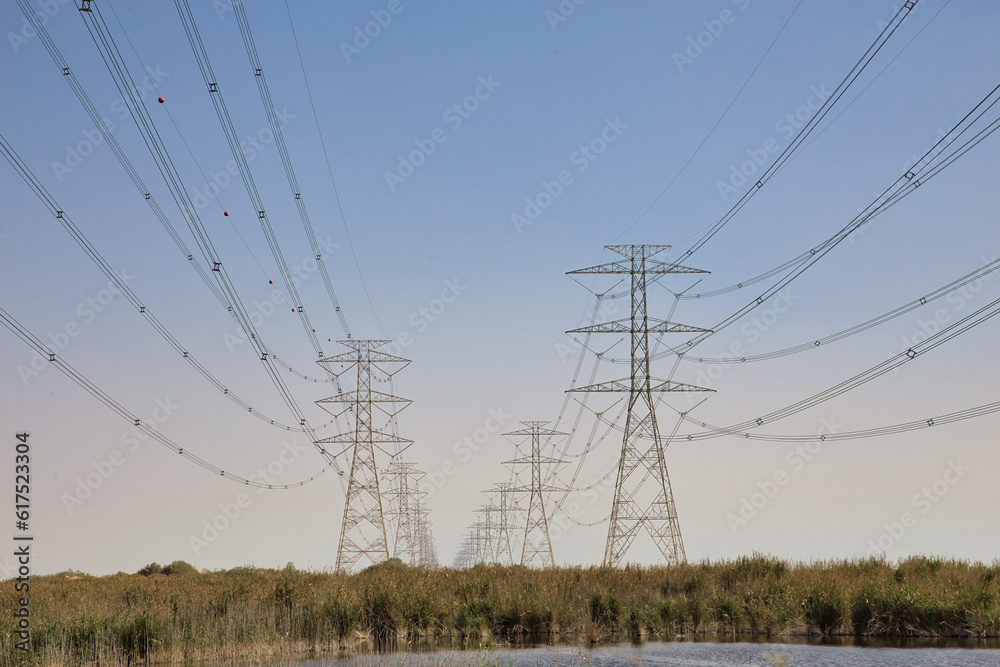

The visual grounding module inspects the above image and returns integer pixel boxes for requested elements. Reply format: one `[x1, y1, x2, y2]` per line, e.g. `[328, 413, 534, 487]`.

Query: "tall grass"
[2, 555, 998, 665]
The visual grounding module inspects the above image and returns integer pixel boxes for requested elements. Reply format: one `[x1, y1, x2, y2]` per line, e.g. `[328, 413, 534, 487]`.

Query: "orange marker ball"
[269, 280, 273, 284]
[224, 211, 229, 216]
[158, 96, 165, 103]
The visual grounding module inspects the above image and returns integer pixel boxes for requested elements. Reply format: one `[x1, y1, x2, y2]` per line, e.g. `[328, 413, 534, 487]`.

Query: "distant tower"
[567, 245, 713, 567]
[485, 483, 516, 566]
[453, 532, 476, 569]
[316, 340, 412, 572]
[469, 513, 489, 564]
[382, 459, 429, 565]
[415, 503, 439, 568]
[502, 421, 568, 568]
[472, 504, 502, 563]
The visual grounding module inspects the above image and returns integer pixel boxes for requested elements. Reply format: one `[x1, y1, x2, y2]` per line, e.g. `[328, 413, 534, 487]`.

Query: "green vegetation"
[2, 555, 998, 665]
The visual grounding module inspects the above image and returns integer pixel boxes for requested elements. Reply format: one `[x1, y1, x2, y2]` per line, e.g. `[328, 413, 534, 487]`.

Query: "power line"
[566, 291, 1000, 523]
[685, 81, 1000, 350]
[685, 400, 1000, 443]
[172, 0, 329, 353]
[671, 1, 921, 263]
[578, 387, 1000, 446]
[590, 256, 1000, 366]
[101, 0, 274, 281]
[615, 0, 805, 239]
[680, 293, 1000, 439]
[77, 0, 351, 475]
[530, 4, 924, 518]
[20, 0, 346, 428]
[549, 79, 1000, 541]
[0, 130, 338, 435]
[0, 304, 326, 490]
[78, 0, 341, 384]
[282, 0, 385, 335]
[228, 0, 355, 339]
[15, 0, 225, 309]
[782, 0, 955, 174]
[578, 289, 1000, 444]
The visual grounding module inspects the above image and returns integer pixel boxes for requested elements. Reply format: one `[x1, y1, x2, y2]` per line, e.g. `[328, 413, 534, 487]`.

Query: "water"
[287, 638, 1000, 666]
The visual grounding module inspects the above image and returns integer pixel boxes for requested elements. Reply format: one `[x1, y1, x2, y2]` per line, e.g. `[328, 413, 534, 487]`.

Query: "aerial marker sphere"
[158, 96, 165, 103]
[224, 211, 229, 216]
[269, 279, 273, 284]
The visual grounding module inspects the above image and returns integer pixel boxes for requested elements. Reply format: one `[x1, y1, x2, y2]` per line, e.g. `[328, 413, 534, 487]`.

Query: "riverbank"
[2, 556, 998, 665]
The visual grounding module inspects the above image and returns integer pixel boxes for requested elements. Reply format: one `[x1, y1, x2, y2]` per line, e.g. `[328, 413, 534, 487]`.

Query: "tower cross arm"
[567, 260, 709, 276]
[502, 428, 569, 438]
[567, 378, 715, 393]
[318, 389, 413, 405]
[318, 432, 414, 446]
[502, 456, 569, 466]
[568, 317, 711, 334]
[507, 483, 568, 493]
[605, 244, 672, 259]
[318, 351, 410, 372]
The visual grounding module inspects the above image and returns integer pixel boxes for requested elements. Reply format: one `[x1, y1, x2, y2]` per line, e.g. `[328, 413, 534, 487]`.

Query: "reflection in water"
[285, 637, 1000, 666]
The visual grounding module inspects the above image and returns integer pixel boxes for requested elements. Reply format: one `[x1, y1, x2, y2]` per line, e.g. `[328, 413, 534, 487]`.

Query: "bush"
[362, 557, 407, 574]
[137, 562, 162, 576]
[161, 560, 198, 576]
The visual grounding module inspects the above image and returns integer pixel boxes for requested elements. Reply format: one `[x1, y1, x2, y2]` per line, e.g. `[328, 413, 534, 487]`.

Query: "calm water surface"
[287, 638, 1000, 666]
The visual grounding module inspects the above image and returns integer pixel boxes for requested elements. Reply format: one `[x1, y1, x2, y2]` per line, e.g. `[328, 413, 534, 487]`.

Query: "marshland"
[3, 555, 1000, 665]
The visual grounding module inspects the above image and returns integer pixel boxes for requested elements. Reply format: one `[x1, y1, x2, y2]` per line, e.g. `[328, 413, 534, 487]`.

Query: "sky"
[0, 0, 998, 576]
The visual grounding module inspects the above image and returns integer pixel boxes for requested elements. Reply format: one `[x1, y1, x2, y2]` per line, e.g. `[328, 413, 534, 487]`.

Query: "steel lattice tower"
[382, 460, 429, 565]
[415, 503, 439, 568]
[485, 483, 516, 565]
[472, 504, 502, 563]
[316, 340, 412, 572]
[453, 534, 476, 569]
[503, 421, 568, 568]
[567, 245, 713, 567]
[469, 515, 490, 564]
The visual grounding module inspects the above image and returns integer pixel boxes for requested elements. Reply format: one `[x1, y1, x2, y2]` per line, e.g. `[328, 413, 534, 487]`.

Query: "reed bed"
[2, 555, 998, 665]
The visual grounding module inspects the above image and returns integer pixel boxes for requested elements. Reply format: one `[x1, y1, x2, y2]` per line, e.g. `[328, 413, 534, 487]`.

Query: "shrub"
[161, 560, 198, 576]
[137, 562, 162, 576]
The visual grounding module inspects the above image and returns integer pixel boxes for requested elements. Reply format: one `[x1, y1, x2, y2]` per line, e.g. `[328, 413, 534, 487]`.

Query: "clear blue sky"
[1, 0, 998, 575]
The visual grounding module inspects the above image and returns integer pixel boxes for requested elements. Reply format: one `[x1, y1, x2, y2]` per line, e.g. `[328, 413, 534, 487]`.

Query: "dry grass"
[2, 555, 998, 665]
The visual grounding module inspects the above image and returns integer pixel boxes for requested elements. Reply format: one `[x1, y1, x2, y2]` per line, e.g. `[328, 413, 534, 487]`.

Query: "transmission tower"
[472, 504, 502, 563]
[408, 484, 438, 568]
[382, 459, 430, 565]
[502, 421, 569, 568]
[316, 340, 412, 572]
[469, 518, 489, 564]
[415, 504, 439, 568]
[485, 483, 516, 565]
[567, 245, 713, 567]
[453, 531, 476, 568]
